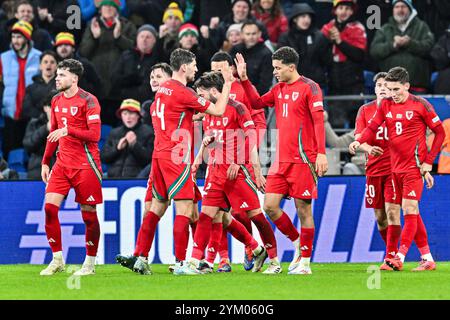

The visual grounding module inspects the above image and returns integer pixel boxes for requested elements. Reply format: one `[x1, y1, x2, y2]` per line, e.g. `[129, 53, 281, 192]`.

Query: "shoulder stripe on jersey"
[228, 99, 246, 115]
[412, 95, 434, 112]
[300, 76, 319, 96]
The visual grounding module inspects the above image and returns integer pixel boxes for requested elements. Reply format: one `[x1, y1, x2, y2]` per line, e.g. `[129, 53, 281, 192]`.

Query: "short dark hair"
[272, 46, 299, 67]
[15, 0, 32, 12]
[151, 62, 173, 77]
[194, 71, 224, 92]
[385, 67, 409, 84]
[241, 19, 260, 32]
[373, 72, 388, 83]
[40, 50, 57, 62]
[57, 58, 84, 79]
[211, 51, 233, 67]
[170, 48, 196, 72]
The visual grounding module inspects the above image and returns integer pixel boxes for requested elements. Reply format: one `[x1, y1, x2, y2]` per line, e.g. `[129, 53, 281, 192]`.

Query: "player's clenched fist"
[41, 164, 50, 183]
[47, 127, 68, 142]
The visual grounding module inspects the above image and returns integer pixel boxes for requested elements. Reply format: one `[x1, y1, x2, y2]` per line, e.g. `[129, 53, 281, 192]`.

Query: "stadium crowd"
[0, 0, 450, 180]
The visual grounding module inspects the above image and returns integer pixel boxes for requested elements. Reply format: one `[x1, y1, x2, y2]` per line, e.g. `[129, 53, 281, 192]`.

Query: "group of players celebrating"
[38, 44, 444, 277]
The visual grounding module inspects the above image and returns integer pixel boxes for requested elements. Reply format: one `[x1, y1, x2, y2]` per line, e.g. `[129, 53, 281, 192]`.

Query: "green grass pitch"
[1, 263, 449, 300]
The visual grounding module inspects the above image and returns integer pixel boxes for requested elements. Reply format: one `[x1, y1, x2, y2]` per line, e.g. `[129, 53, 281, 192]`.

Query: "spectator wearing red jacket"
[252, 0, 288, 47]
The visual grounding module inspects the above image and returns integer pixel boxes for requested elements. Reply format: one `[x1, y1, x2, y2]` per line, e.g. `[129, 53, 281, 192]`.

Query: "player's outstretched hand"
[315, 153, 328, 177]
[424, 172, 434, 189]
[234, 53, 248, 81]
[202, 135, 215, 147]
[349, 141, 360, 155]
[47, 127, 67, 142]
[369, 146, 384, 157]
[41, 164, 50, 183]
[227, 163, 240, 180]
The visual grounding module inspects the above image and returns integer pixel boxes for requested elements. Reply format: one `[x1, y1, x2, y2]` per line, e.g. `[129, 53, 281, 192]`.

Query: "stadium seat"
[364, 70, 375, 94]
[426, 97, 450, 121]
[99, 124, 112, 151]
[431, 72, 438, 92]
[7, 148, 28, 173]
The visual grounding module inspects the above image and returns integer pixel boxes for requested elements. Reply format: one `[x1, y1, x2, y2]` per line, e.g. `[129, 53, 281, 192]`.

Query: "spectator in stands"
[177, 23, 215, 77]
[252, 0, 288, 47]
[0, 156, 19, 180]
[159, 2, 184, 59]
[22, 91, 55, 179]
[111, 24, 162, 104]
[2, 0, 53, 53]
[78, 0, 128, 22]
[54, 32, 102, 97]
[370, 0, 435, 94]
[35, 0, 79, 37]
[22, 50, 56, 121]
[413, 0, 450, 40]
[0, 20, 41, 159]
[198, 0, 232, 27]
[230, 20, 273, 95]
[79, 0, 136, 124]
[321, 0, 367, 128]
[127, 0, 172, 29]
[221, 23, 243, 52]
[278, 3, 332, 89]
[431, 24, 450, 94]
[101, 99, 154, 178]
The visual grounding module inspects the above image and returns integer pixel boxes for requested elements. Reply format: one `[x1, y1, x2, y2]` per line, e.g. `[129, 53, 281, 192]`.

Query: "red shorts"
[365, 174, 399, 208]
[202, 164, 260, 211]
[266, 162, 317, 199]
[392, 170, 424, 202]
[150, 158, 195, 201]
[46, 162, 103, 205]
[145, 169, 202, 203]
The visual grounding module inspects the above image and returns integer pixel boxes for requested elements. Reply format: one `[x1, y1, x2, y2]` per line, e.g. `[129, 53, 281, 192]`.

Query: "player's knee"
[263, 203, 278, 217]
[402, 203, 418, 215]
[81, 211, 99, 226]
[44, 203, 59, 220]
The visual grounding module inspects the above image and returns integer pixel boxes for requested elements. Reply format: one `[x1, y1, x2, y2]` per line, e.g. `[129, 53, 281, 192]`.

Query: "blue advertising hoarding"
[1, 176, 449, 264]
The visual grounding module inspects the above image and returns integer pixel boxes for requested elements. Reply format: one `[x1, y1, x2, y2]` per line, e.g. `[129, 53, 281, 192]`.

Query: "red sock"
[44, 203, 62, 252]
[133, 225, 144, 257]
[136, 211, 160, 258]
[272, 211, 299, 241]
[190, 220, 197, 241]
[386, 225, 401, 259]
[300, 227, 314, 258]
[173, 215, 190, 261]
[206, 223, 222, 264]
[250, 213, 277, 259]
[192, 214, 213, 260]
[81, 211, 100, 257]
[398, 214, 418, 257]
[226, 219, 259, 251]
[219, 229, 229, 260]
[233, 211, 252, 234]
[379, 228, 387, 246]
[415, 215, 430, 256]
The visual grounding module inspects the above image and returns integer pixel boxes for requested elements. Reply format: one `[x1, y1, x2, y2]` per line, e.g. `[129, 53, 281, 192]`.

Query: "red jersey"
[230, 80, 266, 131]
[242, 76, 325, 164]
[203, 100, 255, 173]
[359, 95, 442, 173]
[50, 89, 101, 169]
[151, 79, 210, 162]
[355, 100, 391, 176]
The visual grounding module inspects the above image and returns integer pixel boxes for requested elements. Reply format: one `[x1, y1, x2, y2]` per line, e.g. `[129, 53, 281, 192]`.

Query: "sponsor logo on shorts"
[407, 190, 416, 197]
[86, 195, 96, 202]
[302, 190, 311, 197]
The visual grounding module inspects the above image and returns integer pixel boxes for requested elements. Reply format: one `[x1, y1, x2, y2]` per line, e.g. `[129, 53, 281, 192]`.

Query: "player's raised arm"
[203, 63, 232, 116]
[235, 53, 273, 109]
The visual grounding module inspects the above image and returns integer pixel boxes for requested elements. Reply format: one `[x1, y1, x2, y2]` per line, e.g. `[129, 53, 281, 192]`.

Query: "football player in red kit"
[354, 72, 402, 271]
[235, 47, 328, 275]
[40, 59, 102, 276]
[350, 67, 445, 271]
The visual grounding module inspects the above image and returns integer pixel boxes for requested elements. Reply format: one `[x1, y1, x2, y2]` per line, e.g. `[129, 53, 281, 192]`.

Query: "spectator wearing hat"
[222, 23, 243, 52]
[111, 24, 163, 104]
[431, 24, 450, 94]
[321, 0, 367, 128]
[252, 0, 288, 47]
[159, 2, 184, 59]
[0, 20, 41, 158]
[230, 20, 273, 95]
[22, 50, 57, 121]
[101, 99, 154, 178]
[79, 0, 136, 124]
[35, 0, 79, 37]
[1, 0, 53, 53]
[278, 3, 332, 89]
[22, 90, 56, 179]
[54, 32, 102, 97]
[78, 0, 128, 22]
[176, 23, 216, 77]
[370, 0, 435, 94]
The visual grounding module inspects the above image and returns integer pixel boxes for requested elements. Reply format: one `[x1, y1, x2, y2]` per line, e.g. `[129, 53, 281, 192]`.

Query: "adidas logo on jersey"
[386, 112, 393, 118]
[86, 195, 95, 202]
[302, 190, 311, 197]
[240, 202, 249, 209]
[408, 190, 417, 197]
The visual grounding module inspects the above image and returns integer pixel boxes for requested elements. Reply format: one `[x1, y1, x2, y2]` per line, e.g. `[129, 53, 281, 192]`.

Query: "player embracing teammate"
[350, 67, 445, 271]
